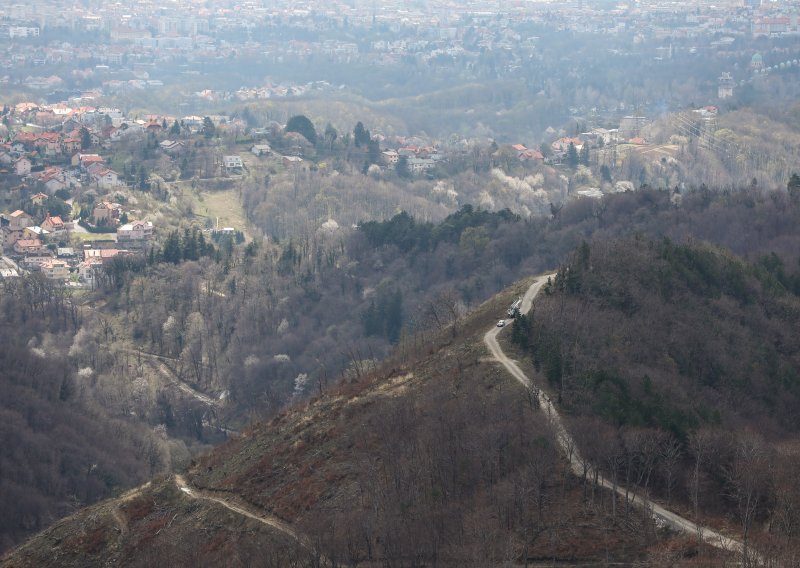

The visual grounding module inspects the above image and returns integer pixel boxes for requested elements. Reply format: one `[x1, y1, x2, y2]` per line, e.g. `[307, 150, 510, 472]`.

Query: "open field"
[188, 187, 250, 235]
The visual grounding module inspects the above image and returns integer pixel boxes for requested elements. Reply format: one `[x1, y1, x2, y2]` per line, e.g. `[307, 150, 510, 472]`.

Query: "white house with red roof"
[71, 153, 104, 168]
[90, 167, 123, 189]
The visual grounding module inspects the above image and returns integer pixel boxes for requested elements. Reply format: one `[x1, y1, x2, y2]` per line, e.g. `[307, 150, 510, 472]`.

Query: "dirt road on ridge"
[484, 274, 747, 558]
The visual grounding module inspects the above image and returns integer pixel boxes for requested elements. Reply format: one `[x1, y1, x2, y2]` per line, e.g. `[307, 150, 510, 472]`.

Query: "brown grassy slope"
[0, 477, 310, 568]
[187, 278, 722, 565]
[2, 277, 728, 567]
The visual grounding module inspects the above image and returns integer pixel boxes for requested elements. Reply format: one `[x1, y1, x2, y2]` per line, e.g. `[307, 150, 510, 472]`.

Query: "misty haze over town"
[1, 1, 800, 566]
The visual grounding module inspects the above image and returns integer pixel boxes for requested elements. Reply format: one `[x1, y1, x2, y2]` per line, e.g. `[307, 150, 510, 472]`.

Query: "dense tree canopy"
[285, 115, 317, 145]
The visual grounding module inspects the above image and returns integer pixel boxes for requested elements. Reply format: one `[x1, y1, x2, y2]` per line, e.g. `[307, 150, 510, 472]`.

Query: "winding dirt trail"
[485, 274, 748, 559]
[111, 481, 152, 535]
[115, 347, 222, 408]
[174, 475, 312, 550]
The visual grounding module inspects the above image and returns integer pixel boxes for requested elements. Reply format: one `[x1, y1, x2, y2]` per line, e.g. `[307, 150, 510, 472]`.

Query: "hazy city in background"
[1, 1, 800, 566]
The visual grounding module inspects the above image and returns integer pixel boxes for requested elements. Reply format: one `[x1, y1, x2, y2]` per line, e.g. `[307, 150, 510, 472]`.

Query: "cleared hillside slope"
[2, 276, 726, 567]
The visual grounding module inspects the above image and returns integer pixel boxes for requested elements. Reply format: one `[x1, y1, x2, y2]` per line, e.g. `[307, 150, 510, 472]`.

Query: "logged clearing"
[190, 188, 249, 235]
[71, 232, 116, 242]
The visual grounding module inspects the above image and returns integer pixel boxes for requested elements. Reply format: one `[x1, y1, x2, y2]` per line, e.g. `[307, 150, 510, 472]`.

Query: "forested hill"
[4, 185, 800, 554]
[511, 237, 800, 561]
[8, 230, 800, 565]
[1, 273, 737, 567]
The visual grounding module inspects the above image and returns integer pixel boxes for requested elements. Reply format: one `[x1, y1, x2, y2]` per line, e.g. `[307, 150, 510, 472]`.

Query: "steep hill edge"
[2, 276, 730, 567]
[487, 274, 747, 559]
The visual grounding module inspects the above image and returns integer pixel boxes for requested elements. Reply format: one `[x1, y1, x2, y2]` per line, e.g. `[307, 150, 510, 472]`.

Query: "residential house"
[90, 167, 123, 189]
[91, 201, 120, 226]
[159, 140, 185, 155]
[23, 226, 48, 240]
[14, 238, 44, 254]
[43, 173, 67, 192]
[14, 132, 39, 150]
[31, 192, 49, 206]
[83, 248, 129, 263]
[40, 258, 70, 280]
[551, 137, 584, 153]
[519, 149, 544, 162]
[36, 132, 61, 156]
[250, 144, 272, 156]
[8, 210, 33, 231]
[71, 153, 104, 168]
[223, 155, 243, 170]
[407, 157, 436, 173]
[116, 220, 153, 248]
[23, 250, 55, 268]
[61, 136, 81, 154]
[41, 214, 67, 233]
[509, 143, 544, 162]
[34, 166, 68, 192]
[145, 120, 163, 133]
[78, 259, 104, 285]
[14, 157, 32, 176]
[282, 155, 303, 167]
[381, 150, 399, 166]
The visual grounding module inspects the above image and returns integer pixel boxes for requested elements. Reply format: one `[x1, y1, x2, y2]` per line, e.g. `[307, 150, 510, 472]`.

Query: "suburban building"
[116, 220, 153, 247]
[91, 201, 120, 225]
[381, 150, 399, 166]
[78, 259, 104, 285]
[13, 238, 44, 254]
[250, 144, 272, 156]
[83, 248, 129, 263]
[31, 192, 49, 206]
[407, 157, 436, 173]
[223, 155, 243, 169]
[40, 258, 70, 280]
[8, 210, 33, 231]
[13, 157, 31, 176]
[159, 140, 185, 154]
[90, 167, 123, 189]
[41, 214, 67, 233]
[71, 153, 104, 168]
